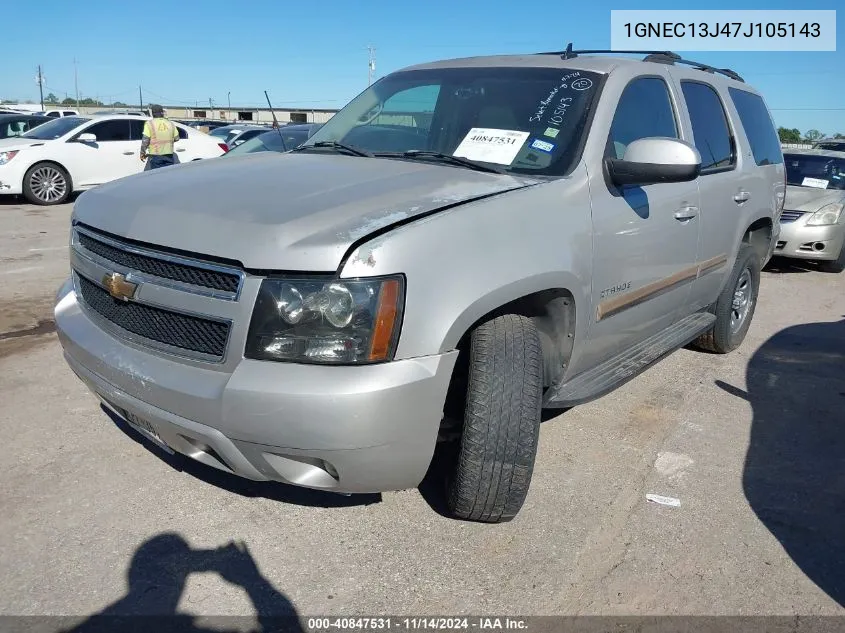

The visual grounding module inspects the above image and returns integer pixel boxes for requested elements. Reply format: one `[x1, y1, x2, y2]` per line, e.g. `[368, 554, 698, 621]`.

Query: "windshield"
[224, 131, 286, 156]
[784, 153, 845, 190]
[21, 116, 89, 140]
[303, 66, 604, 177]
[210, 127, 234, 138]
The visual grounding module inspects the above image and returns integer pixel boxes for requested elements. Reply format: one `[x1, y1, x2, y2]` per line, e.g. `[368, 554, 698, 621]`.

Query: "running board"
[543, 312, 716, 408]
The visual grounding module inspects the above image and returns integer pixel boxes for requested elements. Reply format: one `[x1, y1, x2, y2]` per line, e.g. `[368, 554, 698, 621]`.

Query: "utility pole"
[227, 91, 231, 120]
[36, 65, 45, 110]
[73, 57, 79, 108]
[139, 86, 143, 110]
[367, 45, 376, 86]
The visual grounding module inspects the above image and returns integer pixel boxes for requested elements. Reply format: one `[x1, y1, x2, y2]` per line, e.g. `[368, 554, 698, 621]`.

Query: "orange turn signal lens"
[368, 279, 401, 361]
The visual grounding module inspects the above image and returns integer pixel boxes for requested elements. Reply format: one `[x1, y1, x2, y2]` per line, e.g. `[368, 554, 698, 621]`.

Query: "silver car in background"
[775, 149, 845, 272]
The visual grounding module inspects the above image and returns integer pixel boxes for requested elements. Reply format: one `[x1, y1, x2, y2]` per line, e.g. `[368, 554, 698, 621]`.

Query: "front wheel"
[446, 314, 544, 523]
[23, 163, 71, 206]
[693, 243, 761, 354]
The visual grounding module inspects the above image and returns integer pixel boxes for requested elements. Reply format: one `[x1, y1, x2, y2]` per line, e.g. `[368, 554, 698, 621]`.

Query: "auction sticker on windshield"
[453, 128, 530, 165]
[802, 177, 829, 189]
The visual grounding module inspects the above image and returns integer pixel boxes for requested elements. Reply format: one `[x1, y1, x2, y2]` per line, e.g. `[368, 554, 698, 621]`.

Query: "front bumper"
[775, 216, 845, 261]
[54, 278, 458, 494]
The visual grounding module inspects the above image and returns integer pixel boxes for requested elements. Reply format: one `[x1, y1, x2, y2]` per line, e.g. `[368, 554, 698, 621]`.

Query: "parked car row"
[0, 114, 227, 205]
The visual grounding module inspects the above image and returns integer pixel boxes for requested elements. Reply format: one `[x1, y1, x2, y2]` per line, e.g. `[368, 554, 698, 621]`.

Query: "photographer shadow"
[59, 533, 304, 633]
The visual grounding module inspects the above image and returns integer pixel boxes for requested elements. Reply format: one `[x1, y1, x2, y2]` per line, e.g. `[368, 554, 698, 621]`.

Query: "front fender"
[339, 166, 595, 363]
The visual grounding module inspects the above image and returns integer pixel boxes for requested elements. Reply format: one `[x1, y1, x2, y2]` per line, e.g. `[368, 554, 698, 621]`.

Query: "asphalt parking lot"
[1, 197, 844, 619]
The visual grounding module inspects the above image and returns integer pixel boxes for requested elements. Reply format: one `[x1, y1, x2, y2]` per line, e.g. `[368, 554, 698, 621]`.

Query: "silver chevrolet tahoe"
[54, 47, 785, 523]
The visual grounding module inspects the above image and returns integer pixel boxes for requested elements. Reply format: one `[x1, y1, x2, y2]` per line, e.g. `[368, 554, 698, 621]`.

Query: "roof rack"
[537, 43, 745, 83]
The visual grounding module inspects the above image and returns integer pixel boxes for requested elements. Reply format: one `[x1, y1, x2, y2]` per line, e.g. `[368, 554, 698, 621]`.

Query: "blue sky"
[3, 0, 843, 135]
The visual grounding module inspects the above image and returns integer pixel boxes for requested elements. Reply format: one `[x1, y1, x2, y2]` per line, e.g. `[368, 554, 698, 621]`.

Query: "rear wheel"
[694, 243, 761, 354]
[23, 163, 71, 206]
[446, 314, 543, 523]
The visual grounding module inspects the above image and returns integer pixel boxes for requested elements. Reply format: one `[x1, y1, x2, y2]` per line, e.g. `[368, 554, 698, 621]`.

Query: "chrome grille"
[779, 210, 805, 223]
[76, 274, 230, 359]
[74, 226, 244, 299]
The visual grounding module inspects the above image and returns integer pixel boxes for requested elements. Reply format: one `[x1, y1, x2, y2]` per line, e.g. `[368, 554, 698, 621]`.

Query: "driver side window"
[83, 120, 132, 142]
[608, 77, 678, 159]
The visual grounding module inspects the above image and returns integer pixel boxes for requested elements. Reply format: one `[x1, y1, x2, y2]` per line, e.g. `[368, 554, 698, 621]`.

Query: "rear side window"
[728, 88, 783, 166]
[681, 81, 735, 172]
[608, 77, 678, 159]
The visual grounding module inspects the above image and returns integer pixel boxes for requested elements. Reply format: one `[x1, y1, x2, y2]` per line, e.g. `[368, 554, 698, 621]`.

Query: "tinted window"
[129, 119, 145, 140]
[608, 77, 677, 159]
[306, 66, 605, 176]
[281, 130, 309, 148]
[728, 88, 783, 166]
[85, 119, 132, 141]
[681, 81, 735, 172]
[63, 111, 76, 116]
[177, 125, 188, 140]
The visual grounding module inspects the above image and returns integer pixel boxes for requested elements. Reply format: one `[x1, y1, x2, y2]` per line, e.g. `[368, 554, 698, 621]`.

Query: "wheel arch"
[442, 281, 579, 393]
[741, 216, 773, 268]
[23, 159, 75, 192]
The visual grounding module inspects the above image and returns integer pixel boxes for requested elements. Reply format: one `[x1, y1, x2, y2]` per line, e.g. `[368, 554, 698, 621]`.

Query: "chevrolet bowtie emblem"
[102, 272, 138, 301]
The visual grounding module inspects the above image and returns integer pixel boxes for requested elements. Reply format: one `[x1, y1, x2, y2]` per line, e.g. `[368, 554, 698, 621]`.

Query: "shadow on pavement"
[103, 405, 382, 510]
[58, 533, 304, 633]
[717, 317, 845, 608]
[763, 255, 819, 274]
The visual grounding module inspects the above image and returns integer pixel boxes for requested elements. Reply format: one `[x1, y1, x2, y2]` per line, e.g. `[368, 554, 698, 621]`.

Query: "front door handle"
[733, 190, 751, 203]
[176, 148, 186, 152]
[122, 151, 134, 155]
[674, 206, 699, 221]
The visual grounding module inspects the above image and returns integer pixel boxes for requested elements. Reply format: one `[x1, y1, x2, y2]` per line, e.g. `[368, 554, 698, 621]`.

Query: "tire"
[446, 314, 543, 523]
[694, 243, 761, 354]
[23, 162, 71, 206]
[819, 240, 845, 273]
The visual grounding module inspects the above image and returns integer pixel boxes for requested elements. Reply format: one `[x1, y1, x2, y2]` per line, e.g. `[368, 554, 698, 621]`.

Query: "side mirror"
[77, 133, 97, 143]
[605, 137, 701, 187]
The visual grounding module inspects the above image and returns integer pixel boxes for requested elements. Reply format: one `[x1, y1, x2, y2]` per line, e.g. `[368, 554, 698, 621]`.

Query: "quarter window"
[728, 88, 783, 166]
[608, 77, 678, 159]
[681, 81, 735, 172]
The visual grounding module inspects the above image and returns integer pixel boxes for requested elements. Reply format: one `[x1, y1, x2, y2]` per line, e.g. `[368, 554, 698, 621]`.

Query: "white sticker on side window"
[453, 128, 530, 165]
[802, 177, 829, 189]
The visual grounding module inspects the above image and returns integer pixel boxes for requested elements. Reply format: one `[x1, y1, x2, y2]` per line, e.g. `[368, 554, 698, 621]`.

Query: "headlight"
[806, 202, 844, 226]
[0, 150, 19, 166]
[245, 276, 404, 364]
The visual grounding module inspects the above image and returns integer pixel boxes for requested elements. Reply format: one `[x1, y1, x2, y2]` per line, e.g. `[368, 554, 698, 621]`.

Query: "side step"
[543, 311, 716, 408]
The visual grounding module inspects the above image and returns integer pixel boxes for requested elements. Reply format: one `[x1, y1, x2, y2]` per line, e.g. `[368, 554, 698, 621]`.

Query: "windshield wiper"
[291, 141, 373, 157]
[376, 150, 506, 174]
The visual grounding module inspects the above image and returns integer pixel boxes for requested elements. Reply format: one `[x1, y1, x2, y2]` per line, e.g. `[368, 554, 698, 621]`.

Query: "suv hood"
[784, 184, 845, 212]
[73, 152, 540, 271]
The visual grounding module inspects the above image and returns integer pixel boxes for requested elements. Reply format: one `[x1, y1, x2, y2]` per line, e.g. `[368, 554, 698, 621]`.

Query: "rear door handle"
[122, 151, 134, 155]
[674, 206, 699, 221]
[733, 190, 751, 203]
[176, 148, 186, 152]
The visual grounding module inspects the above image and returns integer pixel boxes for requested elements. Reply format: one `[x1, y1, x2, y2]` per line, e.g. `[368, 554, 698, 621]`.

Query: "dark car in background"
[222, 123, 323, 156]
[0, 113, 50, 139]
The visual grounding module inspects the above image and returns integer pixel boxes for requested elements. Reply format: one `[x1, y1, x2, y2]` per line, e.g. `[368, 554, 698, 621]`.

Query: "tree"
[45, 93, 58, 103]
[804, 129, 824, 142]
[778, 127, 802, 143]
[834, 133, 845, 139]
[61, 97, 75, 106]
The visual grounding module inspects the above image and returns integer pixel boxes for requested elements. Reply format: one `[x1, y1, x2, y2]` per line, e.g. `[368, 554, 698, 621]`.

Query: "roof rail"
[537, 43, 745, 83]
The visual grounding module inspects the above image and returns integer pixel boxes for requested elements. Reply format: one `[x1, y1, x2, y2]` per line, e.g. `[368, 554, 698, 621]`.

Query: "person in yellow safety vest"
[140, 104, 180, 170]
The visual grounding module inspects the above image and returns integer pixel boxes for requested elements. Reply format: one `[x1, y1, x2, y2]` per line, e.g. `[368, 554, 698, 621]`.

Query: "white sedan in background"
[0, 114, 228, 205]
